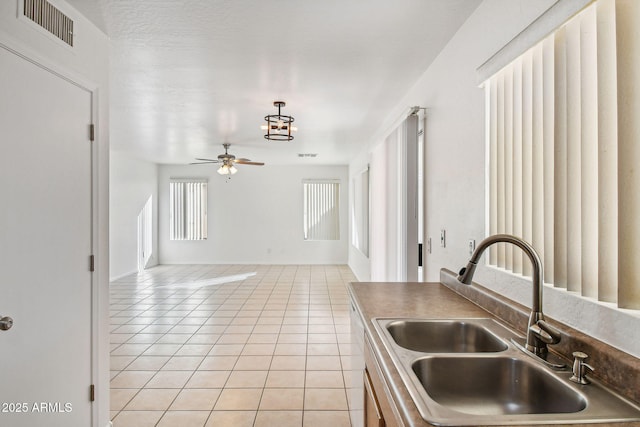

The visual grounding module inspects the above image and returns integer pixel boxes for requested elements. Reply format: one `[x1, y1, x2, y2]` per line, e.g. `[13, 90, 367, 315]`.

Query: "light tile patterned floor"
[110, 264, 355, 427]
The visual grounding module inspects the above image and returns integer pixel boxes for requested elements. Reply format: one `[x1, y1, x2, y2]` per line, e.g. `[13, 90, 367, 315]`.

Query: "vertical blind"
[303, 180, 340, 241]
[486, 0, 640, 309]
[169, 179, 208, 240]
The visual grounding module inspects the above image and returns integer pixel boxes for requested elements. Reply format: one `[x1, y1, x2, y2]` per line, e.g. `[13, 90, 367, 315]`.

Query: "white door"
[0, 47, 93, 426]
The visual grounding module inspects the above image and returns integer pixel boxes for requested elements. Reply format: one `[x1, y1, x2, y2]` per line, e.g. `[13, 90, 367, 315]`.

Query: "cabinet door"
[364, 368, 385, 427]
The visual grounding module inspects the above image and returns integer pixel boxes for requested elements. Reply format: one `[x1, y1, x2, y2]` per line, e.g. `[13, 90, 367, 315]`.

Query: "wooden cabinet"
[363, 335, 401, 427]
[364, 367, 385, 427]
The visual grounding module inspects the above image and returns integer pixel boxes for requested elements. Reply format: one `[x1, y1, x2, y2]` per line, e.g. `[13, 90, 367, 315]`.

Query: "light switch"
[440, 229, 446, 248]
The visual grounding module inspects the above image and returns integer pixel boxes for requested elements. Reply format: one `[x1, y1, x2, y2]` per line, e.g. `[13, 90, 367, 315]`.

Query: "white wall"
[159, 164, 349, 265]
[348, 0, 640, 358]
[110, 151, 158, 280]
[348, 155, 372, 281]
[349, 0, 556, 282]
[0, 1, 111, 425]
[349, 122, 410, 282]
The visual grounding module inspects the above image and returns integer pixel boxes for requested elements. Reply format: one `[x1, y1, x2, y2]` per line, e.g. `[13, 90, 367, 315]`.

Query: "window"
[169, 178, 208, 240]
[137, 195, 153, 271]
[351, 167, 370, 256]
[303, 180, 340, 241]
[484, 0, 640, 309]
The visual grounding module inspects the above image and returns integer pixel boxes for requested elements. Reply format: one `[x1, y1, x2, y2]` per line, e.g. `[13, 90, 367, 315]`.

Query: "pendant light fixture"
[217, 162, 238, 175]
[262, 101, 297, 141]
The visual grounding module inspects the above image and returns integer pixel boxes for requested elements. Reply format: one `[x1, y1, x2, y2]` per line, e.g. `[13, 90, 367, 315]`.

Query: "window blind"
[169, 179, 208, 241]
[303, 180, 340, 241]
[486, 0, 640, 309]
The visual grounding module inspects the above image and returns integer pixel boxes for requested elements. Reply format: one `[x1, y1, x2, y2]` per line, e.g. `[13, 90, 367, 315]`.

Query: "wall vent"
[298, 153, 318, 158]
[23, 0, 74, 46]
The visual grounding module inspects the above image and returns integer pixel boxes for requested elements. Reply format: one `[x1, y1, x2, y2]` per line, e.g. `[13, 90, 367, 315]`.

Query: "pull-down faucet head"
[457, 234, 560, 357]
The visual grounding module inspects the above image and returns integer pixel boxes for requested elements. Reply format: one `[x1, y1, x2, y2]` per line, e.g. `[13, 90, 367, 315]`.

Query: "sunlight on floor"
[109, 264, 356, 427]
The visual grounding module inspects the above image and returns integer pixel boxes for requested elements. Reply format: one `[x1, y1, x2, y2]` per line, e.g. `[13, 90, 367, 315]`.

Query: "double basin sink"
[373, 318, 640, 425]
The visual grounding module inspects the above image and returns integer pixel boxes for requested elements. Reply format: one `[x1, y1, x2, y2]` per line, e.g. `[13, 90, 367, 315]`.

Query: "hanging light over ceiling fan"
[190, 143, 264, 175]
[262, 101, 297, 141]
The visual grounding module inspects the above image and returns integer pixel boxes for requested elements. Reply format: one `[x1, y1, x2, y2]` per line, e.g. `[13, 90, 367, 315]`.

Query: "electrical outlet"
[468, 239, 476, 255]
[440, 229, 446, 248]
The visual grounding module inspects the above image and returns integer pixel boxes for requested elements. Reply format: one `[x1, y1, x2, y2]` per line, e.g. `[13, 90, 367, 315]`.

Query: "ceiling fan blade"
[235, 160, 264, 166]
[235, 158, 251, 162]
[195, 158, 219, 162]
[190, 161, 220, 165]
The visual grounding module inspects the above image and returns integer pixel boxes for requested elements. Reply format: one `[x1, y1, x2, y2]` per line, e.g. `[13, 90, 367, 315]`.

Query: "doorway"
[405, 111, 426, 281]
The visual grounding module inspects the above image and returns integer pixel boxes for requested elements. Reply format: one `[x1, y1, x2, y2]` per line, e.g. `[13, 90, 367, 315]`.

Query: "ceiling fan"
[190, 143, 264, 175]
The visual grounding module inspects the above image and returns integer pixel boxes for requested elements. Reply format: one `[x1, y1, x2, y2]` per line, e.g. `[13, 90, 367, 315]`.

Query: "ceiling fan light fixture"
[192, 143, 265, 177]
[263, 101, 296, 141]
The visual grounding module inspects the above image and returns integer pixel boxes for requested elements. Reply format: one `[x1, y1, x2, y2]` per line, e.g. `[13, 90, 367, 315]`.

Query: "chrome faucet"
[457, 234, 561, 358]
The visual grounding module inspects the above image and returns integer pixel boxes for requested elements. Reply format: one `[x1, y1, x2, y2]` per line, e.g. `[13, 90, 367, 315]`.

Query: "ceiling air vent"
[23, 0, 74, 46]
[298, 153, 318, 158]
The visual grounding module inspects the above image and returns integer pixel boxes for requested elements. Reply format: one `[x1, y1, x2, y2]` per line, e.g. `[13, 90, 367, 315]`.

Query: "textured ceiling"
[68, 0, 481, 165]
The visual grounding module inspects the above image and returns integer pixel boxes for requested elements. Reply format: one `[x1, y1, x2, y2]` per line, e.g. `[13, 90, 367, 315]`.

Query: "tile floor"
[109, 264, 356, 427]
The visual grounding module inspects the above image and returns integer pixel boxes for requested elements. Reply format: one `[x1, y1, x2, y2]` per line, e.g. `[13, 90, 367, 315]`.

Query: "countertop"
[348, 278, 640, 427]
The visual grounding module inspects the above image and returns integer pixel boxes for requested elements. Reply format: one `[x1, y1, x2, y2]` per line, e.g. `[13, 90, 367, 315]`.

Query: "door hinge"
[89, 384, 95, 402]
[89, 124, 95, 141]
[89, 255, 95, 272]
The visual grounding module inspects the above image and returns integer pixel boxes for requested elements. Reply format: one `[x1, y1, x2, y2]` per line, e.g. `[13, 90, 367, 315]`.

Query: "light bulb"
[229, 165, 238, 174]
[217, 165, 229, 175]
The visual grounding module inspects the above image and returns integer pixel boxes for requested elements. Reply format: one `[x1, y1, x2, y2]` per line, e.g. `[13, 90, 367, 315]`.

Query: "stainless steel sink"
[413, 356, 586, 415]
[372, 317, 640, 425]
[386, 319, 508, 353]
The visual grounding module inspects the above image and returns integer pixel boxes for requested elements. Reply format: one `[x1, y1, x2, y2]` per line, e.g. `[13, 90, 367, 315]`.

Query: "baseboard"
[109, 269, 137, 282]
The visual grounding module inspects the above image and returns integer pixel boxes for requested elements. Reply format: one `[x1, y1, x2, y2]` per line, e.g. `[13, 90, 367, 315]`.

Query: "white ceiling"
[68, 0, 481, 165]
